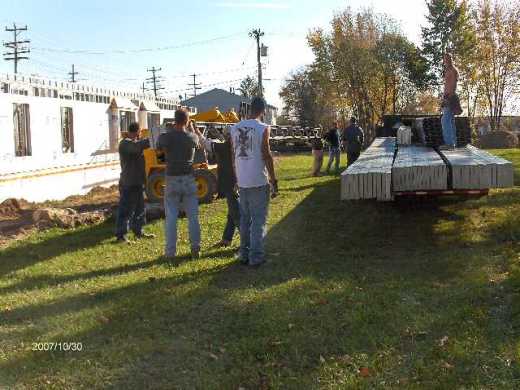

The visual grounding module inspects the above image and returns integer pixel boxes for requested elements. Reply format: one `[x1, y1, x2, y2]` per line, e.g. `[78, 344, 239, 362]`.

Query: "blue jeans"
[164, 175, 200, 257]
[442, 106, 457, 147]
[239, 185, 270, 265]
[326, 147, 340, 172]
[116, 185, 145, 239]
[222, 190, 240, 242]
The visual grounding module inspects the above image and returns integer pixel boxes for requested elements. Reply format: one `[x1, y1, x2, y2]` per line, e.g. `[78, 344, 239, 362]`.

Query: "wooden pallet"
[341, 138, 395, 201]
[392, 145, 448, 191]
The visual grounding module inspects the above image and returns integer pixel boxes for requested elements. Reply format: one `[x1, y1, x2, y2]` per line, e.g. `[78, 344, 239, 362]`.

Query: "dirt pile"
[32, 208, 109, 229]
[0, 199, 23, 220]
[0, 186, 119, 246]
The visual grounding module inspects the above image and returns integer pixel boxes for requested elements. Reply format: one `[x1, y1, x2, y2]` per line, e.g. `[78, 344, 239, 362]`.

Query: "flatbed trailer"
[341, 137, 514, 201]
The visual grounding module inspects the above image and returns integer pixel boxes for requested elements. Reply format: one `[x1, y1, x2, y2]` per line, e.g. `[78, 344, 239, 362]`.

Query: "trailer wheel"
[194, 169, 217, 204]
[146, 172, 165, 204]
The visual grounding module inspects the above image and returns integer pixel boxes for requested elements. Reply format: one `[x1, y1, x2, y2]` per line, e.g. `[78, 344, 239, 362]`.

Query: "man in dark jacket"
[324, 121, 341, 174]
[342, 117, 365, 167]
[203, 128, 240, 247]
[115, 122, 154, 243]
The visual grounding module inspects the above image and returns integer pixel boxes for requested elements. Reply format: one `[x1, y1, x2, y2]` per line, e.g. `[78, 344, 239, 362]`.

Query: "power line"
[31, 31, 246, 55]
[3, 23, 30, 74]
[146, 67, 164, 98]
[164, 78, 245, 94]
[188, 73, 201, 97]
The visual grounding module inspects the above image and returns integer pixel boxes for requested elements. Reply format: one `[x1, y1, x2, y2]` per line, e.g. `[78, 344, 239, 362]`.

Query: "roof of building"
[181, 88, 277, 113]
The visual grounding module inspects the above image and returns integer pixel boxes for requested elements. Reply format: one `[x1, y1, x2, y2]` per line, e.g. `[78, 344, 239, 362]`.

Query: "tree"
[303, 8, 429, 138]
[422, 0, 476, 82]
[421, 0, 479, 119]
[238, 75, 261, 98]
[279, 68, 329, 127]
[474, 0, 520, 131]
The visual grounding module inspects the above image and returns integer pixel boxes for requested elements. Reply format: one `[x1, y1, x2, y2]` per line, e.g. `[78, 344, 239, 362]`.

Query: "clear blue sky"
[0, 0, 427, 108]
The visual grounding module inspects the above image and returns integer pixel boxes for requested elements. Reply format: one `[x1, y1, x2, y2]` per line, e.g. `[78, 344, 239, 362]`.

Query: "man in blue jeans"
[115, 122, 155, 243]
[157, 110, 202, 259]
[231, 97, 278, 267]
[441, 53, 459, 149]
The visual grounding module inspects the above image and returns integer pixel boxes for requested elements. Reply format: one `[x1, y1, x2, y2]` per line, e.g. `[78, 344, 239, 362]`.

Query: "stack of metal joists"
[464, 145, 514, 188]
[439, 146, 495, 189]
[397, 126, 412, 145]
[392, 145, 448, 192]
[341, 137, 396, 201]
[421, 117, 444, 147]
[454, 117, 473, 147]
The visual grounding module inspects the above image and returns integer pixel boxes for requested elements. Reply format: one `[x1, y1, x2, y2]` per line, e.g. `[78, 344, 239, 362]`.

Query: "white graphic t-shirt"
[231, 119, 269, 188]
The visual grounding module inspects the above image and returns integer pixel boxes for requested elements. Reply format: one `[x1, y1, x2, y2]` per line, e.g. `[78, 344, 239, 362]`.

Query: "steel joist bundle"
[392, 145, 448, 192]
[341, 138, 396, 201]
[439, 148, 492, 190]
[418, 116, 473, 147]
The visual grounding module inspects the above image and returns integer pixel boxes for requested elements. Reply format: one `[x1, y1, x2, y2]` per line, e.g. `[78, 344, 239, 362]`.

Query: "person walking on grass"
[324, 121, 341, 174]
[115, 122, 156, 244]
[231, 97, 278, 267]
[201, 126, 240, 248]
[441, 53, 461, 149]
[311, 130, 324, 177]
[342, 117, 364, 167]
[158, 109, 202, 260]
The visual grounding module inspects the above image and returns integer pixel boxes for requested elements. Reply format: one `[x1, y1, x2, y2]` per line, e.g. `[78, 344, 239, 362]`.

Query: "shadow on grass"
[2, 178, 520, 388]
[0, 222, 114, 278]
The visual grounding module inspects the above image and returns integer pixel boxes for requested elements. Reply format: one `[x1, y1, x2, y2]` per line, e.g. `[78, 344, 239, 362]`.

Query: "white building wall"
[0, 73, 183, 203]
[0, 94, 117, 176]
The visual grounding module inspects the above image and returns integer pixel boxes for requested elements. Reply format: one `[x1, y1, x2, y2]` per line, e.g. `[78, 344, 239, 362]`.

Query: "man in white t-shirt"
[230, 97, 278, 267]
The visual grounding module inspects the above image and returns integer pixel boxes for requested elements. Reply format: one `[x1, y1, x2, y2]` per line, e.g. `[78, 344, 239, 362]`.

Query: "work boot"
[191, 247, 201, 259]
[115, 236, 133, 245]
[214, 240, 232, 248]
[135, 233, 156, 240]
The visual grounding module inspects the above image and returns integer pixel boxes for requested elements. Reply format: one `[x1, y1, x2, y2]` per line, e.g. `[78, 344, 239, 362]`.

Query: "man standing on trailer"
[231, 97, 278, 267]
[441, 53, 460, 149]
[115, 122, 155, 243]
[342, 117, 364, 167]
[324, 121, 341, 174]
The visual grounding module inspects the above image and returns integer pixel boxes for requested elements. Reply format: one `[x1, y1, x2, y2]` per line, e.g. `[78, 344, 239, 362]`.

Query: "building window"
[61, 107, 74, 153]
[33, 87, 39, 97]
[13, 103, 31, 157]
[1, 82, 9, 93]
[119, 110, 136, 133]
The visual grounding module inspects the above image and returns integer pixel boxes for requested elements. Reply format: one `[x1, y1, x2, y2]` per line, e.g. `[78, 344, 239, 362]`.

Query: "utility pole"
[249, 28, 264, 97]
[141, 82, 147, 94]
[146, 67, 164, 98]
[68, 64, 79, 83]
[3, 23, 30, 74]
[188, 73, 201, 97]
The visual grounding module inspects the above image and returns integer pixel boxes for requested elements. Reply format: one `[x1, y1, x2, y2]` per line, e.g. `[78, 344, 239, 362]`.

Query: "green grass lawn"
[1, 150, 520, 389]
